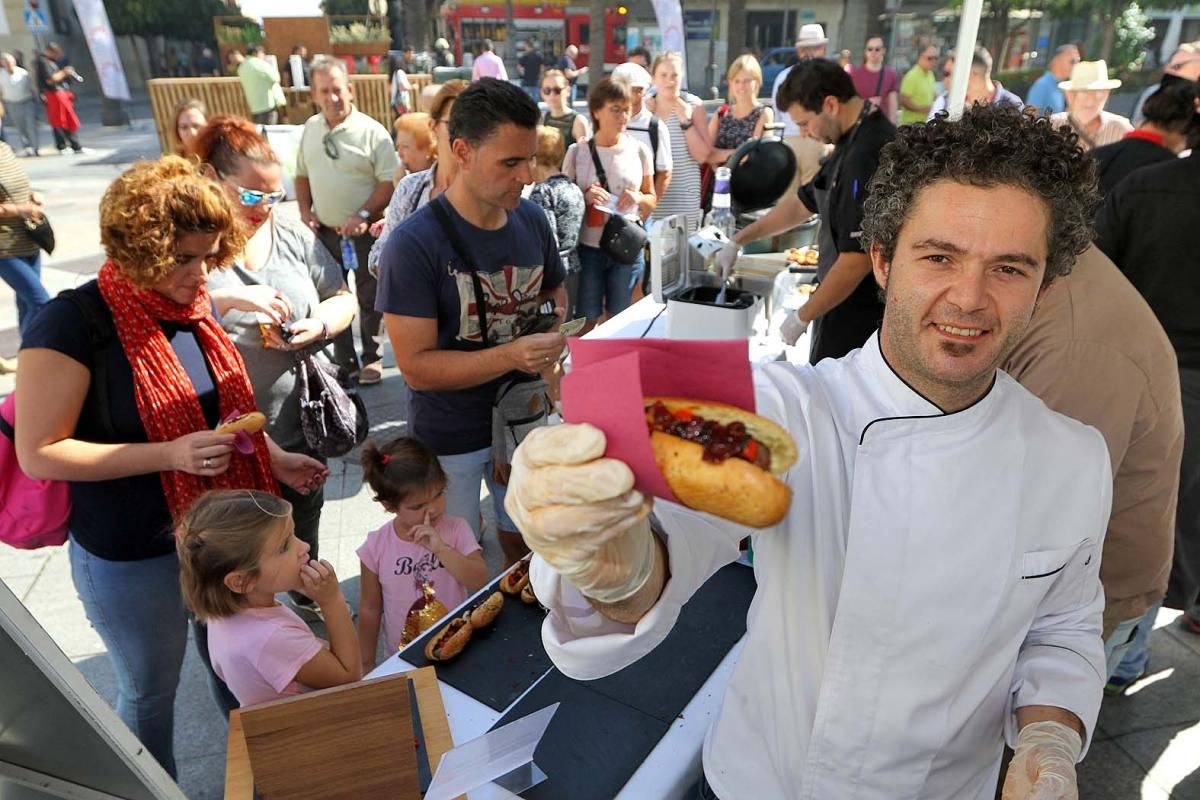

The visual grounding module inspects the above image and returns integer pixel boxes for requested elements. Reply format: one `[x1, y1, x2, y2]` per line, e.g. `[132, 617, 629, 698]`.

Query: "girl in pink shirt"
[358, 437, 489, 670]
[177, 490, 362, 708]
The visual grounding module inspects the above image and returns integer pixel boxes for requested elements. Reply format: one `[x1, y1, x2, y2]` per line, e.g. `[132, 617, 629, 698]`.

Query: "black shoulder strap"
[429, 196, 490, 347]
[58, 288, 118, 442]
[587, 140, 609, 190]
[874, 66, 886, 97]
[648, 117, 659, 163]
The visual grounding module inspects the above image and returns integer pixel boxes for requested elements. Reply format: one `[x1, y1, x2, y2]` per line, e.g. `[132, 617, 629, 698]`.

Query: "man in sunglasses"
[1132, 41, 1200, 125]
[899, 44, 939, 125]
[295, 56, 399, 385]
[1025, 44, 1080, 114]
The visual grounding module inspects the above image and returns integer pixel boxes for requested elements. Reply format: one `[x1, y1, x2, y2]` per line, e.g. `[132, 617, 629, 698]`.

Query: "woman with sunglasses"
[367, 80, 468, 276]
[196, 115, 355, 603]
[15, 155, 328, 775]
[540, 68, 589, 147]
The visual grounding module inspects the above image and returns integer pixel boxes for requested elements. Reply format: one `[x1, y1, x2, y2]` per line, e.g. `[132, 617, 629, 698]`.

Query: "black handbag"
[587, 140, 648, 265]
[296, 349, 369, 458]
[0, 173, 54, 255]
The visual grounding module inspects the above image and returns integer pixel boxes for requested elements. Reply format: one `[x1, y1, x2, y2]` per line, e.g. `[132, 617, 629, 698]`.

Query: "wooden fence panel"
[148, 74, 432, 154]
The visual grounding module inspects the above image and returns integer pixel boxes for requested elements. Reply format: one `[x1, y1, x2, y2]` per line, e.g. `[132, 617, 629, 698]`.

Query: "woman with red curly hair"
[194, 114, 355, 614]
[14, 156, 329, 776]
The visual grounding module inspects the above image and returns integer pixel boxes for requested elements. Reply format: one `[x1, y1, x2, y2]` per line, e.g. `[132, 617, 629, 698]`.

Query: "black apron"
[807, 105, 884, 363]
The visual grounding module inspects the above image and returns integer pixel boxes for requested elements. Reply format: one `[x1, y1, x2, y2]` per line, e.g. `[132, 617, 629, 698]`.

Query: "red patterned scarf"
[98, 260, 277, 519]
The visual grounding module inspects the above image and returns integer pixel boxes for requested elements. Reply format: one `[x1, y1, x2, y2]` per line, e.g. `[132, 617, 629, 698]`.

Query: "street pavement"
[1, 95, 1198, 800]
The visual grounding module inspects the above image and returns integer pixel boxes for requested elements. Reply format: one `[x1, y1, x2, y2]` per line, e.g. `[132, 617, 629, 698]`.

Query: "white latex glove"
[505, 423, 656, 604]
[781, 310, 809, 346]
[1000, 721, 1082, 800]
[715, 240, 740, 285]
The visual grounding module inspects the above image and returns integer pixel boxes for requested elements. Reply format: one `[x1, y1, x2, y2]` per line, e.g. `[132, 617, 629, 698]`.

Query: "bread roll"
[215, 411, 266, 436]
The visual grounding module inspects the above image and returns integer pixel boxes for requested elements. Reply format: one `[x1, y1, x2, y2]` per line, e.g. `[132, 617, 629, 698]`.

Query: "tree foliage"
[107, 0, 248, 43]
[320, 0, 372, 14]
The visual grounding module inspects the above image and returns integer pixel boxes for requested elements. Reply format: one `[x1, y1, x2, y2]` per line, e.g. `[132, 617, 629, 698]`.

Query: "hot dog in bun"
[499, 557, 531, 595]
[645, 398, 797, 528]
[424, 617, 472, 661]
[468, 591, 504, 628]
[215, 411, 267, 437]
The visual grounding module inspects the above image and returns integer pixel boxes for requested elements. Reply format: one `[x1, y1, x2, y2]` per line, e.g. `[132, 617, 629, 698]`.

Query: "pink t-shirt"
[849, 64, 899, 110]
[208, 604, 325, 708]
[472, 51, 508, 81]
[357, 515, 481, 652]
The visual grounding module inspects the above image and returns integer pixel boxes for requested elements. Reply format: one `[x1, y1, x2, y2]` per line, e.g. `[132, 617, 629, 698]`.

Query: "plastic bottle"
[340, 236, 358, 271]
[705, 166, 735, 240]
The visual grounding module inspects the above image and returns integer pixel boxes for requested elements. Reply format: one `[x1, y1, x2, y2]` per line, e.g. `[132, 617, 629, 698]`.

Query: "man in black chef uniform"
[717, 58, 896, 362]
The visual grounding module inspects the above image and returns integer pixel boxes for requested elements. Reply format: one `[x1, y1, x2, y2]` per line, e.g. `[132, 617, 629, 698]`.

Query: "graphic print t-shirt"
[376, 197, 564, 454]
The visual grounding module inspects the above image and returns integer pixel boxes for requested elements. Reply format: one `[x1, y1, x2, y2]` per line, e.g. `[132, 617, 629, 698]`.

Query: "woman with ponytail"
[14, 156, 328, 776]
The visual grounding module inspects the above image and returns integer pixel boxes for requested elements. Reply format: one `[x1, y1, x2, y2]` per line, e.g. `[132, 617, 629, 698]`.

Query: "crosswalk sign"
[24, 3, 49, 33]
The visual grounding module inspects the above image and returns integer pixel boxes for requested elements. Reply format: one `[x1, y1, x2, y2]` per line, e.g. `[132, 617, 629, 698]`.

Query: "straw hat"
[1058, 60, 1122, 91]
[796, 24, 828, 48]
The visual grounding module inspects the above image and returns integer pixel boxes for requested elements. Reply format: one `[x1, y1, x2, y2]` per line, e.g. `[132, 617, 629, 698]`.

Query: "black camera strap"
[430, 195, 490, 347]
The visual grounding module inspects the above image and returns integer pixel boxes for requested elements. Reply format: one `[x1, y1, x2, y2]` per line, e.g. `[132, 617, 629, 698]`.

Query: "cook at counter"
[718, 57, 894, 363]
[510, 106, 1110, 800]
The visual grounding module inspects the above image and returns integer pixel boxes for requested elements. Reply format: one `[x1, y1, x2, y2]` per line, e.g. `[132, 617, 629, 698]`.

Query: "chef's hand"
[715, 241, 740, 285]
[1000, 721, 1081, 800]
[505, 423, 656, 604]
[781, 311, 809, 346]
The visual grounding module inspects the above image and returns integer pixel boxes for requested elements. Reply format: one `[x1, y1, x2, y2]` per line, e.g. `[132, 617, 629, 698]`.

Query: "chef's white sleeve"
[532, 503, 747, 681]
[1005, 429, 1112, 757]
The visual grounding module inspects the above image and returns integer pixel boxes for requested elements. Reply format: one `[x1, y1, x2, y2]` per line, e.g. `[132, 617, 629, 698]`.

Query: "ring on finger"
[203, 457, 212, 469]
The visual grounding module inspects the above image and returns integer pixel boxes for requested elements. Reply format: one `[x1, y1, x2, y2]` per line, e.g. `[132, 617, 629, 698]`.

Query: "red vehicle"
[441, 1, 627, 71]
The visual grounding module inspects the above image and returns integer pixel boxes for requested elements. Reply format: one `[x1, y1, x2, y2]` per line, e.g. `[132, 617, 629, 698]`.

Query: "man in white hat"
[1050, 60, 1132, 150]
[772, 24, 831, 188]
[613, 61, 673, 203]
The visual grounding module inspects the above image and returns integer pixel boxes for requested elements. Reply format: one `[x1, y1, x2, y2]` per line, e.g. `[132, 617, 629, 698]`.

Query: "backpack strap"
[58, 288, 118, 442]
[648, 117, 659, 164]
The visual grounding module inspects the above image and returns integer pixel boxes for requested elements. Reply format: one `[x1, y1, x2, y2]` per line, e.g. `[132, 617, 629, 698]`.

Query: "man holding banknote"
[507, 105, 1110, 800]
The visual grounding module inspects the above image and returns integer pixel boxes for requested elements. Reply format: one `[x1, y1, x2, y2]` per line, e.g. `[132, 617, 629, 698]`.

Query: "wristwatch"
[356, 209, 371, 220]
[679, 119, 693, 131]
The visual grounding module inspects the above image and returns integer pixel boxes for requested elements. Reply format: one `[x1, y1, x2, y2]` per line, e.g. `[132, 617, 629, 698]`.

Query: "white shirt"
[532, 334, 1110, 799]
[626, 107, 673, 175]
[0, 67, 34, 103]
[772, 65, 799, 137]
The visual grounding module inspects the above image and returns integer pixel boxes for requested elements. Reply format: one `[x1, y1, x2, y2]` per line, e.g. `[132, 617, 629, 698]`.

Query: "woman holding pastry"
[14, 156, 327, 776]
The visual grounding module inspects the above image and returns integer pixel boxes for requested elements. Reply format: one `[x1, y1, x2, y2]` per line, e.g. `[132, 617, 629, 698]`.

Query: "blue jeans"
[0, 252, 49, 336]
[1107, 602, 1160, 682]
[577, 244, 642, 321]
[69, 543, 188, 777]
[439, 446, 517, 537]
[522, 84, 541, 102]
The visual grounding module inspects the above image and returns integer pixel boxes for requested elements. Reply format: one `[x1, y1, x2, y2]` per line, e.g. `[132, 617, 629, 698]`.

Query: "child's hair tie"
[381, 454, 391, 465]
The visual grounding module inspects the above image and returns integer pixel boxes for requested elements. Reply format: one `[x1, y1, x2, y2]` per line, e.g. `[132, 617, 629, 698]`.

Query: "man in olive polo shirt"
[295, 57, 400, 384]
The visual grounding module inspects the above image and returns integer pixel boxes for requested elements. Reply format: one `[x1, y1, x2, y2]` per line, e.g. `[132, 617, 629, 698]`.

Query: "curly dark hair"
[861, 104, 1098, 284]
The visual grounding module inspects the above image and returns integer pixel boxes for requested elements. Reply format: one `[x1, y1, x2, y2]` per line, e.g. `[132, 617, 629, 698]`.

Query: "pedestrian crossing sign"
[24, 7, 50, 33]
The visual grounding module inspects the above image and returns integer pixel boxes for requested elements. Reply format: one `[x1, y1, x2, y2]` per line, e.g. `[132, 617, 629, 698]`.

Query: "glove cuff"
[578, 522, 657, 605]
[1016, 720, 1083, 762]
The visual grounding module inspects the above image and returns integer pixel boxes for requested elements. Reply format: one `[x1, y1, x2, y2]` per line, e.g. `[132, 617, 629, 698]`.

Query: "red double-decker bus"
[440, 0, 628, 71]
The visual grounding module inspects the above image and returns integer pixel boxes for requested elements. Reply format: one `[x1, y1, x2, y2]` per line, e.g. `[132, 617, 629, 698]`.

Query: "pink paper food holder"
[560, 338, 756, 503]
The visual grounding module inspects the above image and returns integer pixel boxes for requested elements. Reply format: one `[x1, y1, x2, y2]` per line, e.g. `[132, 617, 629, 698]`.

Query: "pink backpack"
[0, 392, 69, 549]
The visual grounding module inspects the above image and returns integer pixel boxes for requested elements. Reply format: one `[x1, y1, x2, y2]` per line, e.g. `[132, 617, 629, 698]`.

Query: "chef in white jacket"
[507, 105, 1111, 799]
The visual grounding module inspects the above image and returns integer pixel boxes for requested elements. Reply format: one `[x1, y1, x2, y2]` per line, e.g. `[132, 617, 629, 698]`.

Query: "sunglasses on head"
[541, 86, 564, 95]
[235, 186, 287, 207]
[322, 131, 339, 160]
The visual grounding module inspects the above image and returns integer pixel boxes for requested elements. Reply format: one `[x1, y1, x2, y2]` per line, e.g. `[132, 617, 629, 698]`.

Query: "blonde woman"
[645, 52, 709, 231]
[707, 54, 774, 165]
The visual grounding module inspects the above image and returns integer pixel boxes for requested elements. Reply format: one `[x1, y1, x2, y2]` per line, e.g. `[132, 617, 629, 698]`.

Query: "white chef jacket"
[531, 334, 1111, 800]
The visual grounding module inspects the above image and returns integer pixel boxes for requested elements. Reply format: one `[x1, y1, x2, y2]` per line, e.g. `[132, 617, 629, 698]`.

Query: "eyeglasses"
[235, 186, 287, 207]
[322, 132, 339, 160]
[541, 86, 564, 96]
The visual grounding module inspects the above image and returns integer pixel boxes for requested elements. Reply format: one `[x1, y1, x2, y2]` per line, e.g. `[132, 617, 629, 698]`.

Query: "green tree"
[1051, 0, 1183, 64]
[320, 0, 371, 13]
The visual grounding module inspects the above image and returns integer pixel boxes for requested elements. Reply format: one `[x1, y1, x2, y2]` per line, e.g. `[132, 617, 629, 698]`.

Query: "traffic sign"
[23, 0, 50, 34]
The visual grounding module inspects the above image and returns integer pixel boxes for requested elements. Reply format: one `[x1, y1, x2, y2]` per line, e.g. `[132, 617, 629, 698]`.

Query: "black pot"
[727, 129, 797, 213]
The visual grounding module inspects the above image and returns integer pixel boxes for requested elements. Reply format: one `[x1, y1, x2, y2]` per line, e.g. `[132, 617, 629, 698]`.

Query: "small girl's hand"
[299, 559, 341, 606]
[408, 511, 447, 556]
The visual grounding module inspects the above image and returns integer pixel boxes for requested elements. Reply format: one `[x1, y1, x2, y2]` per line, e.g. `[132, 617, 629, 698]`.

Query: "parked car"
[760, 47, 795, 97]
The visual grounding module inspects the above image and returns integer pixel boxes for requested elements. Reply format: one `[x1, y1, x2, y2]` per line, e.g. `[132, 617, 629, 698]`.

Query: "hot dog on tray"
[645, 397, 797, 528]
[423, 616, 472, 661]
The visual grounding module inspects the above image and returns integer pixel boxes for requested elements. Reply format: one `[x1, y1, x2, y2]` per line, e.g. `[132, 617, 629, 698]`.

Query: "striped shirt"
[0, 143, 38, 257]
[651, 105, 703, 232]
[1050, 110, 1134, 152]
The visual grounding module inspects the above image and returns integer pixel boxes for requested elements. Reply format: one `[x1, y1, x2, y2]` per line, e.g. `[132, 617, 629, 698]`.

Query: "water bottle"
[340, 236, 358, 271]
[705, 166, 735, 240]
